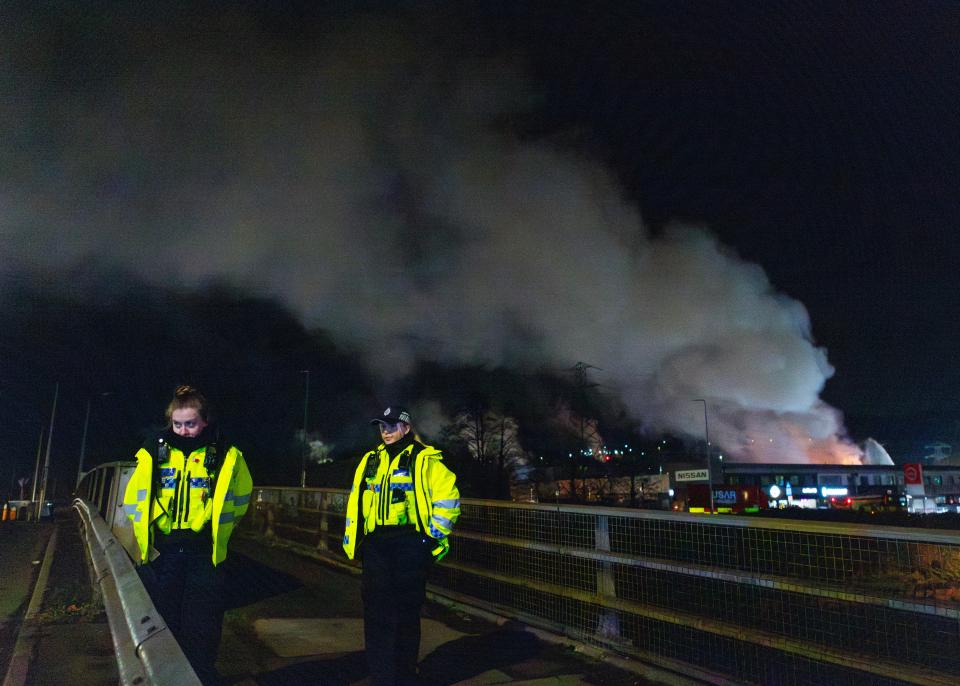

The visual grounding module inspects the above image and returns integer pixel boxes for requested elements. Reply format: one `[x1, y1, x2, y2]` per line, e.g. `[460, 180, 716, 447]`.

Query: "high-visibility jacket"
[122, 435, 252, 566]
[343, 441, 460, 561]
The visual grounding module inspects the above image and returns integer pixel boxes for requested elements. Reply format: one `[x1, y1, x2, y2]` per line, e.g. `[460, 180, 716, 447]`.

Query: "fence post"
[265, 504, 276, 539]
[317, 492, 329, 551]
[95, 470, 106, 511]
[595, 514, 621, 640]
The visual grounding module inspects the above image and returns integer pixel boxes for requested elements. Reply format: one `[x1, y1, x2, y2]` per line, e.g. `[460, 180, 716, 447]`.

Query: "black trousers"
[361, 530, 433, 686]
[139, 547, 224, 686]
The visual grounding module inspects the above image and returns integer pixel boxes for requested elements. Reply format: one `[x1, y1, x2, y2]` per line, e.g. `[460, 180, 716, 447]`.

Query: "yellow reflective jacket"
[122, 435, 252, 566]
[343, 441, 460, 561]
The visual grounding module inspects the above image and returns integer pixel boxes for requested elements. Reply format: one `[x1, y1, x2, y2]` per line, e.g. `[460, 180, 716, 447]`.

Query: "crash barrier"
[76, 462, 140, 559]
[74, 497, 201, 686]
[77, 462, 128, 524]
[251, 486, 960, 686]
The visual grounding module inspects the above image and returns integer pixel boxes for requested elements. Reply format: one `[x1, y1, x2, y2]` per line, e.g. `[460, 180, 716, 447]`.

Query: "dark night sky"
[500, 2, 960, 419]
[472, 1, 960, 439]
[2, 1, 959, 491]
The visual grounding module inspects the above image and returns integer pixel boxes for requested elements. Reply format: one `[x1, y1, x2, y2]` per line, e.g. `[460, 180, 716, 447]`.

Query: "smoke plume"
[0, 5, 861, 463]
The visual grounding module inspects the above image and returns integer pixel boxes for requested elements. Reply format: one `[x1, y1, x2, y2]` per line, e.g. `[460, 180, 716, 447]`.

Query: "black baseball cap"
[370, 405, 412, 425]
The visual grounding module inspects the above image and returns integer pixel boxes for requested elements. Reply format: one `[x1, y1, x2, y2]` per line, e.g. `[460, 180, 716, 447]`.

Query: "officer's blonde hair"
[164, 385, 210, 426]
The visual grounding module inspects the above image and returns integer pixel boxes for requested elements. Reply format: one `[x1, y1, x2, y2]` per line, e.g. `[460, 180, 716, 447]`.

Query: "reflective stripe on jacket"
[343, 442, 459, 561]
[122, 442, 252, 566]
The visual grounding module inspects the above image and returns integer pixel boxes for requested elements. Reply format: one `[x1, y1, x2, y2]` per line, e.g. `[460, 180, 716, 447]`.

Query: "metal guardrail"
[74, 498, 201, 686]
[250, 486, 960, 686]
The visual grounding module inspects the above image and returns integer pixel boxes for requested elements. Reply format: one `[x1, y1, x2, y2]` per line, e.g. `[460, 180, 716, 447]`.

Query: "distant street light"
[300, 370, 310, 488]
[692, 399, 714, 514]
[77, 391, 113, 489]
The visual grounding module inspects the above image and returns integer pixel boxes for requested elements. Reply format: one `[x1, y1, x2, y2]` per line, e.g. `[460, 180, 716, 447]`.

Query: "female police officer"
[122, 385, 252, 685]
[343, 405, 460, 686]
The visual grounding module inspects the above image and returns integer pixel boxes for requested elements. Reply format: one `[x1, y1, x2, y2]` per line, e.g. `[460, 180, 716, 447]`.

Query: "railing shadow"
[221, 652, 365, 686]
[220, 551, 304, 611]
[418, 620, 541, 684]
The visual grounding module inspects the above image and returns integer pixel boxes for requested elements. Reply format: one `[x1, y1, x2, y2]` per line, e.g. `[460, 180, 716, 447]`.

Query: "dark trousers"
[361, 531, 433, 686]
[139, 548, 224, 686]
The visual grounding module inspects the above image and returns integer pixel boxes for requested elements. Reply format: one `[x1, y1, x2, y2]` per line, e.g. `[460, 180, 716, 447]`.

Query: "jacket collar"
[162, 424, 218, 455]
[383, 432, 416, 459]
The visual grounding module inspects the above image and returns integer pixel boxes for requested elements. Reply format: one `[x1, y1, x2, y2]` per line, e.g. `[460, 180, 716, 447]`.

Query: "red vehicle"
[828, 493, 900, 512]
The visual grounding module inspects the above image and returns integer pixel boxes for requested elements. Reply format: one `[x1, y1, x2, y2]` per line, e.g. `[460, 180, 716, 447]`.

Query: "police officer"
[122, 385, 252, 685]
[344, 405, 460, 686]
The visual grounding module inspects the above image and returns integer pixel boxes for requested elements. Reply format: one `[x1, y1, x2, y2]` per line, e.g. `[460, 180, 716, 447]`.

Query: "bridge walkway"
[219, 533, 667, 685]
[3, 510, 675, 686]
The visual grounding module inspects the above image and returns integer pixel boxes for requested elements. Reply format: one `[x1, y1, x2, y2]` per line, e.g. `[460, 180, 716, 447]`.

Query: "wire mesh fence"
[249, 487, 960, 686]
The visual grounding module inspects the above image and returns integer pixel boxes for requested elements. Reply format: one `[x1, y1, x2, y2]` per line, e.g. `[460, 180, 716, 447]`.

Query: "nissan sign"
[675, 469, 710, 482]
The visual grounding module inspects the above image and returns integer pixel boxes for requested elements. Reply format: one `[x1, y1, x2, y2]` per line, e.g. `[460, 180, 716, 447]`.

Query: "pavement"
[0, 510, 116, 686]
[0, 519, 52, 676]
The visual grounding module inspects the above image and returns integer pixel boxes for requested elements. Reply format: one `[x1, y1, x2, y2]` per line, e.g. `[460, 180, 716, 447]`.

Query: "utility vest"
[123, 436, 252, 566]
[343, 441, 460, 561]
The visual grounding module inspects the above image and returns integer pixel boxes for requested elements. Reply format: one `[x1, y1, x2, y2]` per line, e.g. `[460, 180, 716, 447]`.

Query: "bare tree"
[491, 414, 527, 497]
[455, 408, 490, 467]
[451, 409, 528, 497]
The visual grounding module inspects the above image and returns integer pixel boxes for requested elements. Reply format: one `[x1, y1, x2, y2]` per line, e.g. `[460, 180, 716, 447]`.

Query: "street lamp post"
[77, 392, 113, 490]
[37, 382, 59, 519]
[31, 426, 44, 503]
[300, 370, 310, 488]
[693, 399, 714, 514]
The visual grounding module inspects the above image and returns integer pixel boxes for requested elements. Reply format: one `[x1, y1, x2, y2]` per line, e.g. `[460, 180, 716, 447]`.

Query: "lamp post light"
[300, 369, 310, 488]
[692, 398, 714, 514]
[77, 391, 113, 490]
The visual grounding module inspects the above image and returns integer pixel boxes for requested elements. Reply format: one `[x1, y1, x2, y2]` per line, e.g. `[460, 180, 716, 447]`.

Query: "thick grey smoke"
[0, 7, 862, 463]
